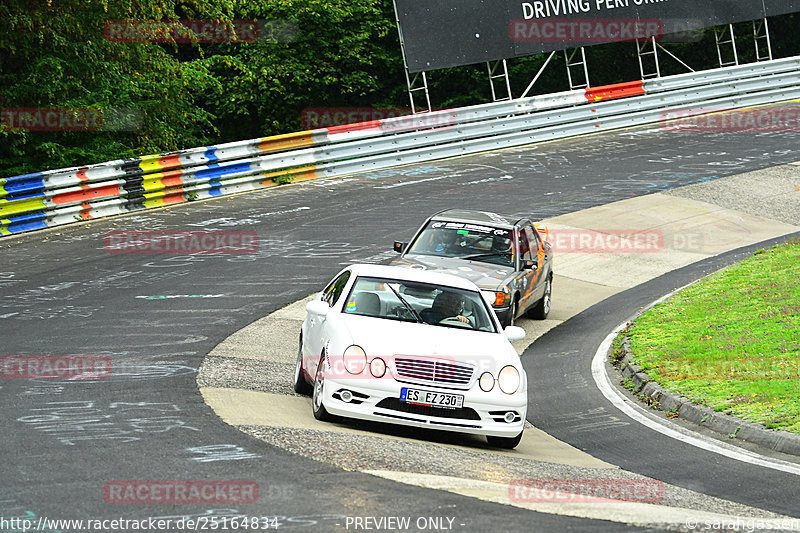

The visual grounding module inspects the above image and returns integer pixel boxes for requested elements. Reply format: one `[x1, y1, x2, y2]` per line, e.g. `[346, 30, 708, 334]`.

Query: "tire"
[502, 297, 518, 328]
[312, 352, 334, 421]
[529, 274, 552, 320]
[486, 431, 523, 449]
[293, 334, 312, 395]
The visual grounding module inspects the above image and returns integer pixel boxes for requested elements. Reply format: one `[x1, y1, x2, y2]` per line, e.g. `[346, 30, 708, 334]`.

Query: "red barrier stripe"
[585, 80, 644, 103]
[326, 120, 382, 135]
[160, 172, 185, 188]
[160, 191, 187, 204]
[51, 184, 122, 205]
[159, 154, 183, 171]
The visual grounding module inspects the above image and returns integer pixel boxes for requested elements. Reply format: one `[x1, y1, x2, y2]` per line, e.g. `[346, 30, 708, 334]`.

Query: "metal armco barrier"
[2, 56, 800, 236]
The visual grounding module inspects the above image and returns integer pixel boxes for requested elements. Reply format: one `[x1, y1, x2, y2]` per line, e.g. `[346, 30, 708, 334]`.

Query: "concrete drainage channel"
[198, 166, 800, 529]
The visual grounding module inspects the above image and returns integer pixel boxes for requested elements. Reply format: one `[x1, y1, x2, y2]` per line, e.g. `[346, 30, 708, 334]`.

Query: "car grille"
[375, 398, 481, 420]
[393, 357, 474, 387]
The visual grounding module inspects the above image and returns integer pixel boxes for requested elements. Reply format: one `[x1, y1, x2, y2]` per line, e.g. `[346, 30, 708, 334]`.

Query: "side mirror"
[393, 241, 406, 253]
[306, 300, 331, 317]
[523, 260, 537, 271]
[504, 325, 526, 342]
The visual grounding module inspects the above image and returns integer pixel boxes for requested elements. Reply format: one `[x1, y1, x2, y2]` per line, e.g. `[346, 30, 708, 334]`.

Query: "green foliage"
[0, 0, 235, 176]
[2, 2, 800, 178]
[628, 242, 800, 433]
[202, 0, 403, 140]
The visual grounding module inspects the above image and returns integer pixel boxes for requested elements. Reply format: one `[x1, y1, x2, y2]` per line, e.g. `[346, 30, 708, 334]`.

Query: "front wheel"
[486, 431, 523, 449]
[312, 353, 334, 421]
[529, 274, 551, 320]
[293, 334, 312, 395]
[502, 297, 518, 328]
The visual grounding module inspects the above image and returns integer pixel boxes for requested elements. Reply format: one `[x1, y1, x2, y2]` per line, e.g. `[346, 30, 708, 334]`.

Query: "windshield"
[342, 276, 497, 333]
[406, 220, 515, 267]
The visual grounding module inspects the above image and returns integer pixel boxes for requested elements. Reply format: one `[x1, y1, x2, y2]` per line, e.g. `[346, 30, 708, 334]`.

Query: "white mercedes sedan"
[294, 263, 528, 448]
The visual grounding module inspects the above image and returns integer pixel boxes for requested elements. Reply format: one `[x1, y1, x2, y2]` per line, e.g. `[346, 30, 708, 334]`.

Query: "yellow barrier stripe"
[142, 175, 166, 193]
[259, 131, 315, 153]
[0, 197, 48, 218]
[261, 166, 319, 185]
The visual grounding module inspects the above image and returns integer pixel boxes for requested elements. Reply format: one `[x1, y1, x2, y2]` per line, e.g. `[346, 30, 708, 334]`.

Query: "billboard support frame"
[519, 51, 557, 99]
[392, 0, 431, 114]
[754, 18, 773, 62]
[715, 24, 740, 67]
[657, 42, 696, 73]
[637, 37, 662, 79]
[487, 59, 512, 102]
[405, 70, 432, 114]
[565, 47, 590, 90]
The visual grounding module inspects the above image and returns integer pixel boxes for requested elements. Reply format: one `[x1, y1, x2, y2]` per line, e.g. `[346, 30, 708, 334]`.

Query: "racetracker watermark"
[509, 18, 663, 42]
[685, 518, 800, 531]
[104, 480, 258, 504]
[1, 356, 111, 380]
[104, 19, 297, 43]
[661, 108, 800, 133]
[300, 107, 457, 132]
[103, 230, 259, 255]
[509, 479, 664, 504]
[1, 107, 142, 132]
[547, 229, 663, 253]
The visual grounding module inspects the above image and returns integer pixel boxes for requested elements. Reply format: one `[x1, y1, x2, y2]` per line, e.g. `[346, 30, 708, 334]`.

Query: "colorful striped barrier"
[2, 56, 800, 236]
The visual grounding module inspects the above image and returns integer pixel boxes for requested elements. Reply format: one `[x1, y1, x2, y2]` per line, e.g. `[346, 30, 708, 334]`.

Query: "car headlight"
[479, 372, 494, 392]
[498, 365, 520, 394]
[370, 357, 386, 378]
[343, 345, 367, 375]
[482, 288, 511, 307]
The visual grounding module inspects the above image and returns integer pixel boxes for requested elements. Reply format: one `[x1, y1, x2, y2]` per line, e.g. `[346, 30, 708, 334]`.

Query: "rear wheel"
[486, 431, 523, 449]
[312, 353, 334, 421]
[529, 274, 551, 320]
[293, 334, 312, 395]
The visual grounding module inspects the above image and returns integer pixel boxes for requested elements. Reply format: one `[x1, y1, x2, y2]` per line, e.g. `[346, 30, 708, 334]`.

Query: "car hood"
[390, 255, 512, 291]
[329, 314, 520, 371]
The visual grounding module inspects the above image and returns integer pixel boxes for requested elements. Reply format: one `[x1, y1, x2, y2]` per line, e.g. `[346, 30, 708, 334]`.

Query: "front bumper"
[321, 376, 527, 438]
[493, 305, 513, 325]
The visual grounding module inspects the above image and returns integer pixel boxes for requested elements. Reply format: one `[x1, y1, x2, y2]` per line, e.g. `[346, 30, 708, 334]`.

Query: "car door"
[518, 224, 543, 311]
[305, 270, 351, 371]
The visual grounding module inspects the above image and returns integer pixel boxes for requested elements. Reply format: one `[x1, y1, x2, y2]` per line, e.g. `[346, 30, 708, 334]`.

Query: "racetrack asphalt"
[198, 164, 800, 530]
[2, 102, 800, 532]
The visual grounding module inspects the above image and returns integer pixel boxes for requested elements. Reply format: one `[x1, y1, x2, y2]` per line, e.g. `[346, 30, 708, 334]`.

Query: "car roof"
[430, 209, 522, 229]
[347, 264, 481, 292]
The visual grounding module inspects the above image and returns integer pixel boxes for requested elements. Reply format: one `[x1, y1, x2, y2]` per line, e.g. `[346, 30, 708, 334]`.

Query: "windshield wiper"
[462, 252, 512, 261]
[386, 284, 423, 323]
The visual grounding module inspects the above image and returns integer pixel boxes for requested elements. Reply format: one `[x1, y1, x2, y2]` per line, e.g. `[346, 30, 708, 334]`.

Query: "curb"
[610, 336, 800, 457]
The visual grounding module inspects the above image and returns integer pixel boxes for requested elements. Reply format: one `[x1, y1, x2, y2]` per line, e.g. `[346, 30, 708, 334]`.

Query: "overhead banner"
[395, 0, 800, 72]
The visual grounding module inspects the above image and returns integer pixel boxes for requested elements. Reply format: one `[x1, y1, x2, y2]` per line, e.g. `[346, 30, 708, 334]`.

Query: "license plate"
[400, 387, 464, 409]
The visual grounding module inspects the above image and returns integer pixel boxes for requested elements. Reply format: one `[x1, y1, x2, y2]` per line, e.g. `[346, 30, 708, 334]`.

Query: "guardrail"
[2, 55, 800, 236]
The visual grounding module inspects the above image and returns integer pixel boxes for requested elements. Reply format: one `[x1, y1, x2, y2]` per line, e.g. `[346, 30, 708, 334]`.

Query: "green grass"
[625, 240, 800, 433]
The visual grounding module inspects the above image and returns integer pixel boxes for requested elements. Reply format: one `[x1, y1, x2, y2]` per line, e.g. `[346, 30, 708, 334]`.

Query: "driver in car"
[421, 291, 470, 325]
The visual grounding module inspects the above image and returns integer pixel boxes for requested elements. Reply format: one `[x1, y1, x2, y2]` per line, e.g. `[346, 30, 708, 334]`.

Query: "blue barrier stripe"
[0, 191, 47, 202]
[207, 181, 223, 197]
[204, 147, 219, 162]
[3, 218, 49, 233]
[0, 177, 47, 197]
[1, 181, 49, 198]
[4, 211, 48, 224]
[193, 162, 252, 181]
[1, 171, 46, 186]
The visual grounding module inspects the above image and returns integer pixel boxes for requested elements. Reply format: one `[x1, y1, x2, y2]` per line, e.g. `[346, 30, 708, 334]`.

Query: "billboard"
[395, 0, 800, 72]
